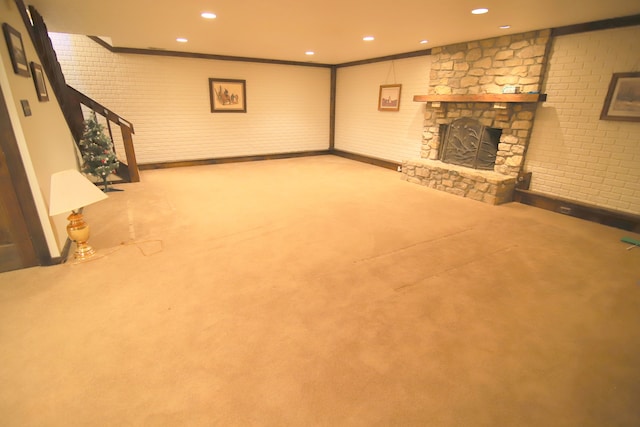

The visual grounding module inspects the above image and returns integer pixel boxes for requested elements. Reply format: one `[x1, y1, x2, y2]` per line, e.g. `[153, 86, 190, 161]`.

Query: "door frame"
[0, 84, 52, 266]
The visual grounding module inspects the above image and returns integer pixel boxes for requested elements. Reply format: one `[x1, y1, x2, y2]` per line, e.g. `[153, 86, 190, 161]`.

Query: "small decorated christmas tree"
[79, 112, 119, 192]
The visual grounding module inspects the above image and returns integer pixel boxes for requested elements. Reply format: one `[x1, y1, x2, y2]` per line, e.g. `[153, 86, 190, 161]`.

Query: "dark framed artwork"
[2, 23, 30, 77]
[378, 84, 402, 111]
[30, 62, 49, 102]
[209, 78, 247, 113]
[600, 72, 640, 122]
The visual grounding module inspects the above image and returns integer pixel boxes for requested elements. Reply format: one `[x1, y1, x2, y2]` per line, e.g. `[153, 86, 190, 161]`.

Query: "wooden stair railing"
[67, 86, 140, 183]
[15, 0, 139, 183]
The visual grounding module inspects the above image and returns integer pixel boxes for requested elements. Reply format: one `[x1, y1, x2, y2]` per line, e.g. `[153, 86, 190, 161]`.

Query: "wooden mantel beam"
[412, 94, 547, 103]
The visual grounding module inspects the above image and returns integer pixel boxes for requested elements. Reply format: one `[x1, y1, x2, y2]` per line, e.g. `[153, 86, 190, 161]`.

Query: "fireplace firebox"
[439, 118, 502, 171]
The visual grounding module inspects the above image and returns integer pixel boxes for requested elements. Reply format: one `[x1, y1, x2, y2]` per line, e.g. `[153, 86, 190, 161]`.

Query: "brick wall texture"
[51, 26, 639, 214]
[334, 56, 430, 162]
[50, 34, 331, 164]
[525, 26, 640, 214]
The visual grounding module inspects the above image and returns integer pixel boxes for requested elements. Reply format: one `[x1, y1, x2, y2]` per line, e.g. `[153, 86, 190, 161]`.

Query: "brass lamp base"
[67, 212, 96, 260]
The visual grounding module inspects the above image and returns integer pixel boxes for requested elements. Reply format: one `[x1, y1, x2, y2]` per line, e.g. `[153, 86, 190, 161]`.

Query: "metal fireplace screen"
[439, 118, 502, 170]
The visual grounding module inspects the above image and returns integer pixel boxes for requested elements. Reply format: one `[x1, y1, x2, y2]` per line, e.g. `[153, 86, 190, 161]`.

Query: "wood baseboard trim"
[514, 189, 640, 232]
[331, 150, 400, 171]
[139, 150, 332, 170]
[138, 150, 400, 173]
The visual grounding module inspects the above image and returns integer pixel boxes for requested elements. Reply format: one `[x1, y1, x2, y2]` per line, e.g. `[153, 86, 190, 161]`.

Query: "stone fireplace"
[402, 30, 551, 204]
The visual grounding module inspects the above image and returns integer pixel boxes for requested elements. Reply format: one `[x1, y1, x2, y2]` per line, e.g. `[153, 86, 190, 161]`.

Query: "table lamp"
[49, 169, 108, 260]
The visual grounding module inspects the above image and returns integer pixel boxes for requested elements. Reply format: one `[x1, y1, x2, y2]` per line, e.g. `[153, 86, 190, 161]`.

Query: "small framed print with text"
[378, 84, 402, 112]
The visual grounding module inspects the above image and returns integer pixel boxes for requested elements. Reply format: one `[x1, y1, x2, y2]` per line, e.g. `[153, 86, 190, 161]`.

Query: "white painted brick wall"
[526, 26, 640, 214]
[50, 33, 331, 164]
[334, 56, 430, 162]
[50, 30, 639, 214]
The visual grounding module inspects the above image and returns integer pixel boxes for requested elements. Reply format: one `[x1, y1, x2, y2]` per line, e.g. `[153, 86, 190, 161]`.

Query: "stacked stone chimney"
[430, 30, 550, 96]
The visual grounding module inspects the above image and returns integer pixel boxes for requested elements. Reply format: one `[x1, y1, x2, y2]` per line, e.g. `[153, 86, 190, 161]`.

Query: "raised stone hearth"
[402, 159, 516, 205]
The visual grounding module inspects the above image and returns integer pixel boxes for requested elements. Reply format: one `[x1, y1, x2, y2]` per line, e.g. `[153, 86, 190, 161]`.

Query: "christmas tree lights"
[79, 112, 119, 192]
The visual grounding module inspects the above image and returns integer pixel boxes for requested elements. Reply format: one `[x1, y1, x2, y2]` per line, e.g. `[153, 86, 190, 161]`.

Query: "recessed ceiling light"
[176, 38, 188, 43]
[499, 25, 511, 29]
[420, 40, 429, 44]
[201, 12, 217, 19]
[305, 51, 315, 56]
[363, 36, 375, 41]
[471, 8, 489, 14]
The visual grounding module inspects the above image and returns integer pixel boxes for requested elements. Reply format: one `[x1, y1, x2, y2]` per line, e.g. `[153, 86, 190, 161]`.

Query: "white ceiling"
[27, 0, 640, 65]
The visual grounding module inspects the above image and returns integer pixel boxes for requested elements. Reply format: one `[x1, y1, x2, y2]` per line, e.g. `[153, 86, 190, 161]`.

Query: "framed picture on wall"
[2, 23, 30, 77]
[378, 84, 402, 112]
[30, 62, 49, 102]
[209, 78, 247, 113]
[600, 72, 640, 122]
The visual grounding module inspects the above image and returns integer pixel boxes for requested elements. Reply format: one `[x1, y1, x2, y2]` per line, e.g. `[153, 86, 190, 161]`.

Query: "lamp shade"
[49, 169, 108, 216]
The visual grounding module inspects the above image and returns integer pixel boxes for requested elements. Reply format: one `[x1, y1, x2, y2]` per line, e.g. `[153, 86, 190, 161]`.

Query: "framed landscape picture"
[600, 72, 640, 122]
[378, 84, 402, 112]
[209, 78, 247, 113]
[30, 62, 49, 102]
[2, 23, 30, 77]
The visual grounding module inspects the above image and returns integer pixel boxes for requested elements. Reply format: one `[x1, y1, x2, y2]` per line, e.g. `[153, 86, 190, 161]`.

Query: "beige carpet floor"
[1, 155, 639, 426]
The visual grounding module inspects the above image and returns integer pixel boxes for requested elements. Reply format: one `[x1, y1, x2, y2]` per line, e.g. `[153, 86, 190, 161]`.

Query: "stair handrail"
[67, 86, 140, 183]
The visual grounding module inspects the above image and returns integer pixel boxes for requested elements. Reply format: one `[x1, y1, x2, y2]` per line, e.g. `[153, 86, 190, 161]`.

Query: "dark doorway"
[0, 85, 47, 272]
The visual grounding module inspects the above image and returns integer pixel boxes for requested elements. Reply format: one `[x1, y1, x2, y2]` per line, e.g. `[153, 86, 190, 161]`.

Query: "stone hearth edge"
[402, 159, 516, 205]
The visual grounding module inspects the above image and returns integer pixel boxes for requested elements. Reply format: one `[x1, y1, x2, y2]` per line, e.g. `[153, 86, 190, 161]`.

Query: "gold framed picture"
[378, 84, 402, 112]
